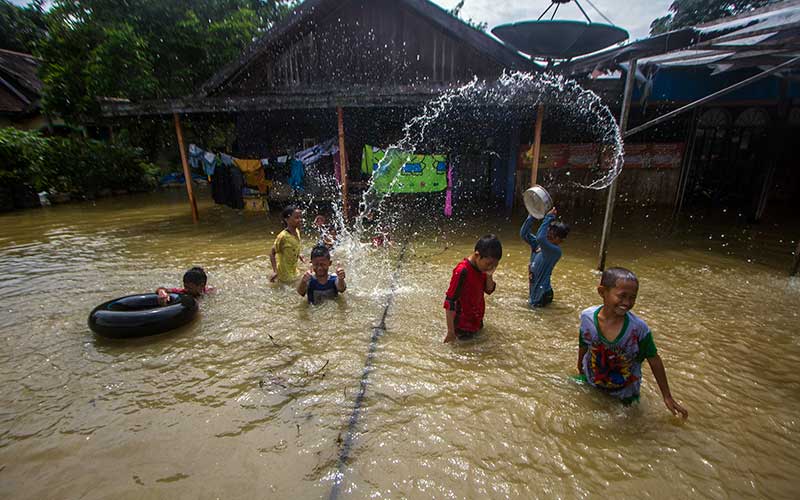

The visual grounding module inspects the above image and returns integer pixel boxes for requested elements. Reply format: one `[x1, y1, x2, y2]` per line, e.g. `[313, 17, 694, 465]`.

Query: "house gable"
[206, 0, 533, 97]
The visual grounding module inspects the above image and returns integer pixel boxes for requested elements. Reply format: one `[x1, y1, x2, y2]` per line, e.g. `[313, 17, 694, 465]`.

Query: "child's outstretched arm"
[269, 246, 279, 282]
[520, 215, 538, 249]
[647, 355, 689, 419]
[536, 208, 558, 251]
[297, 269, 312, 296]
[444, 309, 457, 343]
[336, 267, 347, 292]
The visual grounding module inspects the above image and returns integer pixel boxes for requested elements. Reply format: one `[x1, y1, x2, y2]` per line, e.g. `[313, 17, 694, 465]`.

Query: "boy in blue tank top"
[297, 245, 346, 304]
[577, 267, 688, 418]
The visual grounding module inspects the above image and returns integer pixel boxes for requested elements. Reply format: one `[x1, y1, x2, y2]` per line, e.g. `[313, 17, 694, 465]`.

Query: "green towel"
[361, 145, 447, 194]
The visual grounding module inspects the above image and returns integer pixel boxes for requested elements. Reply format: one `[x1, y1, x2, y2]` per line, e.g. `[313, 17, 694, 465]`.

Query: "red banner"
[518, 143, 684, 170]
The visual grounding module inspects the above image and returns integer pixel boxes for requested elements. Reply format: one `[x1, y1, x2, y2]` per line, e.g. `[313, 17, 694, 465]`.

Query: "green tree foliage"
[0, 0, 47, 53]
[650, 0, 779, 35]
[0, 127, 159, 196]
[37, 0, 297, 123]
[448, 0, 488, 32]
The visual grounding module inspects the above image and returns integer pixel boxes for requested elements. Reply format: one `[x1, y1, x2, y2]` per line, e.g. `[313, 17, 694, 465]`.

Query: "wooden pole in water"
[792, 240, 800, 276]
[597, 59, 637, 271]
[530, 103, 544, 186]
[173, 112, 199, 223]
[337, 106, 349, 219]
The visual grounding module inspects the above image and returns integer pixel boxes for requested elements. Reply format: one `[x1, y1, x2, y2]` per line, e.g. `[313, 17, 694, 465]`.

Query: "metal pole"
[671, 108, 700, 227]
[598, 59, 637, 271]
[337, 106, 349, 219]
[531, 103, 544, 186]
[625, 56, 800, 138]
[173, 112, 199, 223]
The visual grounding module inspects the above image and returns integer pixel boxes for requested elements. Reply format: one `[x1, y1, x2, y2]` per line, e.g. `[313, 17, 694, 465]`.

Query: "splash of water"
[295, 70, 624, 286]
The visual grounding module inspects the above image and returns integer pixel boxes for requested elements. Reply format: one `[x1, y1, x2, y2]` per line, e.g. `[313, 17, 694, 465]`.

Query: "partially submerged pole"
[792, 240, 800, 276]
[173, 112, 199, 223]
[337, 106, 349, 218]
[530, 103, 544, 186]
[597, 59, 637, 271]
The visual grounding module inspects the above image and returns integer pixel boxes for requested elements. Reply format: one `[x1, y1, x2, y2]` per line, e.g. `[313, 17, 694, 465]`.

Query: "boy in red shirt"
[443, 234, 502, 342]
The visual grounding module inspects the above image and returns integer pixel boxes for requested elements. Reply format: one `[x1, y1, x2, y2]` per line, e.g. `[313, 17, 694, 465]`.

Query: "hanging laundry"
[294, 137, 339, 166]
[220, 153, 234, 167]
[360, 145, 448, 194]
[234, 157, 271, 193]
[188, 144, 203, 170]
[210, 162, 244, 210]
[445, 163, 453, 217]
[202, 151, 217, 178]
[288, 159, 305, 191]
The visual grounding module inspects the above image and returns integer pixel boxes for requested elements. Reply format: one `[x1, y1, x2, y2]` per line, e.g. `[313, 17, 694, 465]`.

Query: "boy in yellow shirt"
[270, 205, 304, 283]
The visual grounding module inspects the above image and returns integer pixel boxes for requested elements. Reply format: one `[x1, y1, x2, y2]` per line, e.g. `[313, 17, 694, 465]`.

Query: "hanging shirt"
[220, 153, 234, 167]
[234, 158, 270, 192]
[443, 258, 488, 333]
[273, 228, 301, 283]
[202, 151, 217, 177]
[520, 214, 562, 306]
[579, 305, 658, 400]
[288, 159, 304, 191]
[306, 274, 339, 304]
[188, 144, 203, 169]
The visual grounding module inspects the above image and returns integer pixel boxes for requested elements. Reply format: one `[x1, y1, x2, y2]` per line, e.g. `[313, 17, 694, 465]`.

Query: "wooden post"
[337, 106, 349, 218]
[597, 59, 637, 271]
[530, 103, 544, 186]
[173, 112, 199, 223]
[792, 240, 800, 276]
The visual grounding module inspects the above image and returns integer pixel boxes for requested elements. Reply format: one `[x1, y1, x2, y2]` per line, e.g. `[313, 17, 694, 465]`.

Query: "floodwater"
[1, 188, 799, 499]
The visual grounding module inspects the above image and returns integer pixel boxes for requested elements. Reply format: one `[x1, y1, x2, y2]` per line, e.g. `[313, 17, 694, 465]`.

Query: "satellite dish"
[492, 0, 629, 59]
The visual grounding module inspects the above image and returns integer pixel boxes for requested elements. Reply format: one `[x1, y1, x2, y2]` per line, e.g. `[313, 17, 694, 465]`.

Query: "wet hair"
[549, 221, 570, 240]
[600, 267, 638, 288]
[310, 244, 330, 260]
[183, 266, 207, 287]
[281, 205, 299, 227]
[475, 234, 502, 260]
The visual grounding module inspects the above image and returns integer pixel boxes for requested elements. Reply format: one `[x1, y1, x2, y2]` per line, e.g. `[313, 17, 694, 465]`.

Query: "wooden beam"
[530, 103, 544, 187]
[173, 112, 199, 223]
[101, 84, 456, 117]
[337, 106, 349, 219]
[597, 59, 637, 272]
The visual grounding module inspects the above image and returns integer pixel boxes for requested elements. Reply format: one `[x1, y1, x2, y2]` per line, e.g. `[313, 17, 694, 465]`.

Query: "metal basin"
[523, 185, 554, 219]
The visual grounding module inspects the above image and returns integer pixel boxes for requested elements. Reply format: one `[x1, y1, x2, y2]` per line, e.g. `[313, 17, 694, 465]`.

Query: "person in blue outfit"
[520, 206, 569, 307]
[297, 245, 346, 304]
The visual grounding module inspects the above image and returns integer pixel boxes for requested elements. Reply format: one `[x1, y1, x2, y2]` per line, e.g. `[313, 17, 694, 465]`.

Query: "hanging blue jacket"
[288, 158, 304, 191]
[520, 214, 562, 306]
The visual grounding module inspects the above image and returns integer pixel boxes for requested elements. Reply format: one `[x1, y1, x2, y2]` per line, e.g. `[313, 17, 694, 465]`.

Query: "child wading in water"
[297, 245, 346, 304]
[577, 267, 688, 418]
[270, 206, 304, 283]
[443, 235, 502, 343]
[520, 206, 569, 307]
[313, 213, 337, 249]
[156, 267, 212, 305]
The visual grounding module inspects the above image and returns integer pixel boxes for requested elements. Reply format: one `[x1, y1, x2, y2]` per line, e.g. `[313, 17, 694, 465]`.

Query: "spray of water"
[295, 70, 624, 294]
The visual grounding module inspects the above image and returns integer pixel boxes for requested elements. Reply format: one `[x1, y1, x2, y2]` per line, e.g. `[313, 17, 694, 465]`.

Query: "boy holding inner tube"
[156, 267, 211, 305]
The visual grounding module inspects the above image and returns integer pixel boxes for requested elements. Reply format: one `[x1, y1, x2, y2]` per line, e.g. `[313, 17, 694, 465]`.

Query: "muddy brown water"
[1, 189, 799, 499]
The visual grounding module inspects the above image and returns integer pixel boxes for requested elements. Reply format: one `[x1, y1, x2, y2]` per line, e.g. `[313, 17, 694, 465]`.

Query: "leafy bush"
[0, 127, 159, 198]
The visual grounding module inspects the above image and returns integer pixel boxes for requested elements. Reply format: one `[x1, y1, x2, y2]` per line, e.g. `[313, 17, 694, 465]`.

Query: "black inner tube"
[88, 293, 198, 339]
